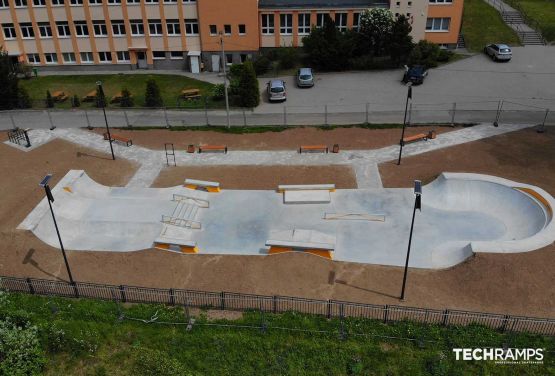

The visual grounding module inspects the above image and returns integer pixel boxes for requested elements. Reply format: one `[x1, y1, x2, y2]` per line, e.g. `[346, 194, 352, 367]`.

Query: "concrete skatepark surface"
[19, 170, 555, 269]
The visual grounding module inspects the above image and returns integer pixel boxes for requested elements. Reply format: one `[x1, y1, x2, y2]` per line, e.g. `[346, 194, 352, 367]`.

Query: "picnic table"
[51, 90, 68, 102]
[82, 90, 97, 102]
[180, 88, 201, 100]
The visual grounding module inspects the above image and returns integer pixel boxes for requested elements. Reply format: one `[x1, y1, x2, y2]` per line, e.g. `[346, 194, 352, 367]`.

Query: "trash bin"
[332, 144, 340, 153]
[187, 144, 195, 153]
[32, 68, 38, 77]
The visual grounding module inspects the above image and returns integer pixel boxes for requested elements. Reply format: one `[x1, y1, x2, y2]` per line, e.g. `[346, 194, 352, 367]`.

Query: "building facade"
[0, 0, 463, 70]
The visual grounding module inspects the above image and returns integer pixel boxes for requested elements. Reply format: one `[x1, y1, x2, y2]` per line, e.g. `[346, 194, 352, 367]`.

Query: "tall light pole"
[39, 174, 75, 285]
[219, 31, 231, 128]
[400, 179, 422, 301]
[96, 81, 115, 160]
[397, 83, 413, 165]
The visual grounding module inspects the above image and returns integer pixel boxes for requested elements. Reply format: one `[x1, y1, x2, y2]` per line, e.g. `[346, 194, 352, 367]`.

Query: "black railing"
[1, 275, 554, 336]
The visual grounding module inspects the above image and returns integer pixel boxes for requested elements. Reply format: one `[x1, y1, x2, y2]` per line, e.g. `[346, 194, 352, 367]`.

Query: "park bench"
[299, 145, 329, 153]
[401, 130, 436, 146]
[198, 144, 227, 153]
[82, 90, 97, 102]
[180, 88, 202, 101]
[51, 90, 68, 102]
[103, 132, 133, 146]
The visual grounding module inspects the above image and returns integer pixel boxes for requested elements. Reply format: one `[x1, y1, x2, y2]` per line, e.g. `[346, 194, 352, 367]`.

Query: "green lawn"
[1, 292, 553, 375]
[505, 0, 555, 41]
[18, 74, 219, 109]
[462, 0, 522, 51]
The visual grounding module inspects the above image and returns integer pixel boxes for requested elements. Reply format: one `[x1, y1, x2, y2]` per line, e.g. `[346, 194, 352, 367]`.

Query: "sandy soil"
[94, 125, 455, 151]
[152, 165, 357, 189]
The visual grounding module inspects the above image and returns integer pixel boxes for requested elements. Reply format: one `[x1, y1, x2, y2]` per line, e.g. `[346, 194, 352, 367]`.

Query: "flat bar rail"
[1, 275, 554, 336]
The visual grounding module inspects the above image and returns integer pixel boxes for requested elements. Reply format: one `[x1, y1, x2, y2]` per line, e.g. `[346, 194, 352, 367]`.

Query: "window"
[51, 0, 64, 5]
[126, 0, 139, 4]
[153, 51, 165, 59]
[225, 53, 232, 64]
[149, 19, 163, 35]
[408, 1, 412, 6]
[353, 13, 360, 31]
[223, 24, 231, 35]
[27, 53, 40, 64]
[170, 51, 183, 59]
[209, 24, 217, 35]
[33, 0, 46, 6]
[0, 0, 8, 8]
[145, 0, 158, 3]
[395, 1, 400, 6]
[62, 52, 76, 63]
[98, 51, 112, 63]
[335, 13, 347, 32]
[56, 21, 70, 37]
[238, 24, 246, 35]
[298, 13, 310, 35]
[44, 53, 58, 64]
[185, 19, 199, 35]
[164, 0, 177, 3]
[89, 0, 101, 4]
[107, 0, 120, 3]
[14, 0, 27, 7]
[20, 23, 34, 39]
[80, 51, 93, 63]
[316, 13, 327, 28]
[240, 53, 248, 62]
[2, 24, 16, 39]
[429, 0, 453, 3]
[38, 22, 52, 38]
[407, 12, 411, 16]
[70, 0, 82, 4]
[130, 20, 144, 35]
[280, 14, 292, 35]
[116, 51, 130, 62]
[112, 20, 125, 35]
[426, 17, 450, 31]
[166, 19, 180, 35]
[74, 21, 88, 36]
[261, 14, 274, 35]
[93, 20, 107, 36]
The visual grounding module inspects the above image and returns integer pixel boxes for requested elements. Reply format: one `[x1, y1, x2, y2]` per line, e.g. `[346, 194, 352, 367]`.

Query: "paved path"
[9, 122, 533, 189]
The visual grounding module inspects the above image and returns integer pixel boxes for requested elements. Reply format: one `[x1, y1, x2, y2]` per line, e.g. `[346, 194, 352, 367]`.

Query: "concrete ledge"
[265, 229, 335, 250]
[278, 184, 335, 192]
[184, 179, 220, 188]
[284, 190, 331, 204]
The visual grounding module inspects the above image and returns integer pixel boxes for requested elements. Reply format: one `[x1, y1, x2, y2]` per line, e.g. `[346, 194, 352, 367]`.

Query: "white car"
[484, 44, 512, 61]
[267, 80, 286, 102]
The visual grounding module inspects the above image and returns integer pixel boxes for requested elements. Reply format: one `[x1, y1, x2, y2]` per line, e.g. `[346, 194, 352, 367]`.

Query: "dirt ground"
[94, 125, 455, 151]
[1, 128, 554, 318]
[152, 165, 357, 189]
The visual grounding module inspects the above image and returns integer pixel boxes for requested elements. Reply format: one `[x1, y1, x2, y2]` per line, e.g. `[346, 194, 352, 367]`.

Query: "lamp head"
[39, 174, 52, 188]
[414, 180, 422, 196]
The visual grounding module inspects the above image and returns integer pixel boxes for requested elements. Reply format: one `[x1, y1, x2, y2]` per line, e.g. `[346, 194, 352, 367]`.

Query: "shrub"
[17, 87, 32, 109]
[235, 61, 259, 108]
[120, 87, 134, 107]
[277, 47, 299, 70]
[253, 55, 270, 76]
[132, 348, 196, 376]
[437, 49, 453, 62]
[408, 40, 441, 68]
[71, 94, 80, 108]
[211, 83, 226, 100]
[144, 79, 163, 107]
[45, 90, 54, 108]
[0, 318, 45, 376]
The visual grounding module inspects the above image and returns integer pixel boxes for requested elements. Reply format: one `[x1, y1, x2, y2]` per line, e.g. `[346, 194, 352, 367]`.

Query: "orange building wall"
[424, 0, 464, 44]
[197, 0, 259, 52]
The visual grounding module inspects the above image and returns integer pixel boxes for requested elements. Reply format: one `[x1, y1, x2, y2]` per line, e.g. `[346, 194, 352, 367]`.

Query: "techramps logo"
[453, 348, 544, 365]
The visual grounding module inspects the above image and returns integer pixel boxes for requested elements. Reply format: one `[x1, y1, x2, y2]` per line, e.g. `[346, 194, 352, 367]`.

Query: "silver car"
[267, 79, 286, 102]
[484, 44, 512, 61]
[296, 67, 314, 88]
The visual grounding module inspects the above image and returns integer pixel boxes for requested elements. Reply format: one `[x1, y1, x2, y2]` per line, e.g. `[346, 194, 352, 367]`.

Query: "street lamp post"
[96, 81, 115, 160]
[397, 83, 413, 165]
[39, 174, 75, 286]
[400, 179, 422, 301]
[219, 31, 231, 128]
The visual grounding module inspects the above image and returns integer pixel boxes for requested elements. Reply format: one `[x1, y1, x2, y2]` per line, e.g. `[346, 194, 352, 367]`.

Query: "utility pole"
[219, 31, 231, 128]
[397, 83, 413, 165]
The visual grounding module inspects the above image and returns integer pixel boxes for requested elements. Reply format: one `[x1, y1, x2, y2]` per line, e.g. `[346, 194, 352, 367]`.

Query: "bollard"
[204, 97, 209, 126]
[451, 102, 456, 126]
[164, 107, 170, 128]
[365, 103, 369, 124]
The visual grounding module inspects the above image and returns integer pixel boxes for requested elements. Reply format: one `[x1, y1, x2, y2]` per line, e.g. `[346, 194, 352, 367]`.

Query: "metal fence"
[1, 275, 554, 336]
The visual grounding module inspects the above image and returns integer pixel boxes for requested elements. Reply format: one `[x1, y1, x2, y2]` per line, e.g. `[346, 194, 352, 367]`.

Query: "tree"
[144, 79, 163, 107]
[46, 90, 54, 108]
[236, 61, 259, 108]
[120, 87, 134, 107]
[408, 40, 441, 68]
[359, 9, 394, 57]
[95, 86, 106, 108]
[388, 15, 414, 67]
[17, 87, 32, 108]
[71, 94, 80, 107]
[0, 48, 19, 110]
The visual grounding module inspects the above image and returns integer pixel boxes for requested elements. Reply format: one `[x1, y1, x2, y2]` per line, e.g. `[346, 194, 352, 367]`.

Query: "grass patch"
[461, 0, 522, 51]
[18, 74, 220, 110]
[505, 0, 555, 41]
[0, 292, 553, 375]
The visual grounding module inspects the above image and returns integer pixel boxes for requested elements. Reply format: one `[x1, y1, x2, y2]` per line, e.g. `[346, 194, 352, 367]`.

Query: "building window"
[335, 13, 347, 32]
[20, 23, 35, 39]
[107, 0, 120, 4]
[70, 0, 83, 5]
[225, 53, 232, 64]
[209, 24, 217, 35]
[14, 0, 27, 7]
[185, 19, 199, 35]
[126, 0, 139, 4]
[74, 21, 88, 36]
[170, 51, 183, 59]
[280, 14, 292, 35]
[153, 51, 165, 59]
[44, 53, 58, 64]
[353, 13, 361, 31]
[0, 0, 8, 8]
[396, 1, 400, 6]
[98, 51, 112, 63]
[149, 19, 163, 36]
[130, 20, 144, 35]
[27, 53, 40, 64]
[33, 0, 46, 6]
[93, 21, 107, 36]
[116, 51, 130, 62]
[38, 22, 52, 38]
[2, 24, 16, 39]
[51, 0, 64, 5]
[238, 24, 246, 35]
[430, 0, 453, 3]
[112, 20, 125, 36]
[261, 14, 274, 35]
[298, 13, 310, 35]
[224, 24, 231, 35]
[164, 0, 177, 3]
[166, 19, 180, 35]
[80, 52, 93, 63]
[62, 52, 76, 63]
[89, 0, 101, 4]
[316, 13, 327, 28]
[56, 21, 70, 37]
[426, 17, 450, 31]
[408, 1, 412, 6]
[145, 0, 158, 3]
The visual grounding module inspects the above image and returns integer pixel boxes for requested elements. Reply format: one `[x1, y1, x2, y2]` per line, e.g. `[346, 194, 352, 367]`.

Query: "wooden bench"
[82, 90, 97, 102]
[180, 88, 200, 97]
[198, 145, 227, 153]
[51, 90, 68, 102]
[299, 145, 328, 153]
[401, 130, 436, 146]
[103, 132, 133, 146]
[184, 179, 220, 193]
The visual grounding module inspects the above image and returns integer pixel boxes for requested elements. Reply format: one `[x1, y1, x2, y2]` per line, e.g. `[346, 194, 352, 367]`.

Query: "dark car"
[402, 65, 428, 85]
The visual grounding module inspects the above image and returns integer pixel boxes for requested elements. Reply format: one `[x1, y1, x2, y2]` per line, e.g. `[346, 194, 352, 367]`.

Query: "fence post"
[123, 110, 130, 128]
[220, 291, 225, 310]
[365, 103, 369, 124]
[84, 110, 92, 130]
[494, 100, 503, 127]
[383, 304, 389, 323]
[537, 109, 549, 133]
[273, 295, 277, 314]
[164, 107, 170, 128]
[451, 102, 456, 126]
[327, 300, 332, 319]
[283, 106, 287, 127]
[243, 108, 247, 126]
[407, 103, 413, 126]
[169, 288, 175, 306]
[72, 282, 79, 298]
[324, 105, 328, 126]
[500, 314, 510, 332]
[442, 309, 450, 326]
[204, 97, 209, 126]
[26, 278, 35, 294]
[47, 109, 55, 130]
[339, 303, 346, 340]
[10, 113, 17, 130]
[119, 285, 127, 303]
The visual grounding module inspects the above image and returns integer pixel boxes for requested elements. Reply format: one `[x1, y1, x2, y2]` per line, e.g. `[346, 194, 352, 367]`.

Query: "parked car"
[402, 65, 428, 85]
[483, 44, 512, 61]
[267, 80, 286, 102]
[296, 67, 314, 88]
